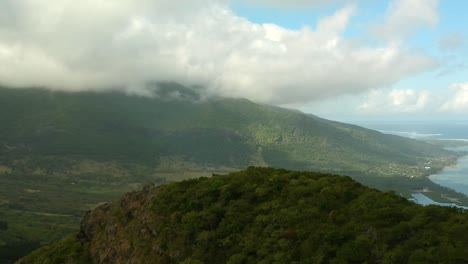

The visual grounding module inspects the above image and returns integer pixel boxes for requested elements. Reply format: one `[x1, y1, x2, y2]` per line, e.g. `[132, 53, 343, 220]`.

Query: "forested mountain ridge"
[19, 168, 468, 263]
[0, 84, 457, 175]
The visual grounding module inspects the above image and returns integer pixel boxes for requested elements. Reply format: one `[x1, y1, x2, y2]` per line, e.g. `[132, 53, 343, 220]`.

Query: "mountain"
[0, 84, 457, 174]
[19, 168, 468, 263]
[0, 84, 465, 262]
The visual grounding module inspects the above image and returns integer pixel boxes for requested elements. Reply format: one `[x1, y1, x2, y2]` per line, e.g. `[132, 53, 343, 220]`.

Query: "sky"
[0, 0, 467, 120]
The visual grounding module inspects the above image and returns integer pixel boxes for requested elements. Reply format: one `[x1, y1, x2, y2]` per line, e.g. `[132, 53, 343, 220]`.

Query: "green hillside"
[0, 85, 457, 173]
[19, 168, 468, 263]
[0, 84, 465, 262]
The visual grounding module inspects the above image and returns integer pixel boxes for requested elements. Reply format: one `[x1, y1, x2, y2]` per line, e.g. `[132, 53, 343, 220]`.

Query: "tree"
[0, 221, 7, 231]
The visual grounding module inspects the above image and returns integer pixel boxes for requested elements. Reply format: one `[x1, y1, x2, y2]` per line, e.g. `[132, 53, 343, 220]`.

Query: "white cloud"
[372, 0, 439, 41]
[317, 5, 356, 33]
[358, 89, 432, 114]
[438, 33, 465, 52]
[0, 0, 438, 104]
[440, 83, 468, 113]
[357, 83, 468, 115]
[238, 0, 341, 8]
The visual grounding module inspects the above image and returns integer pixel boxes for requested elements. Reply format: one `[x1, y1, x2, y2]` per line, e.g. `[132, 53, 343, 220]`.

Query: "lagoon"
[429, 146, 468, 196]
[410, 193, 468, 209]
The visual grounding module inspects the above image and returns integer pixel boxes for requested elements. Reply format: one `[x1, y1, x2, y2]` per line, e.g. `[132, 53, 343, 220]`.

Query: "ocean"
[354, 120, 468, 141]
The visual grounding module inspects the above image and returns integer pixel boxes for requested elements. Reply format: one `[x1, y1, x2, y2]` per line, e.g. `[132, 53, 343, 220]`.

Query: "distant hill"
[19, 168, 468, 263]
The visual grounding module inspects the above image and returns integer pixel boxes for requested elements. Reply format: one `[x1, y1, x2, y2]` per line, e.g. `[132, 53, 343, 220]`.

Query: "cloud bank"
[358, 89, 433, 114]
[238, 0, 341, 8]
[0, 0, 439, 104]
[358, 82, 468, 115]
[440, 83, 468, 113]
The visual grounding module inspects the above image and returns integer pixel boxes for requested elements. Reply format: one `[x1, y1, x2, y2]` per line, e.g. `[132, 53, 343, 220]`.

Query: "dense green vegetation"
[20, 168, 468, 263]
[0, 84, 465, 262]
[0, 85, 458, 172]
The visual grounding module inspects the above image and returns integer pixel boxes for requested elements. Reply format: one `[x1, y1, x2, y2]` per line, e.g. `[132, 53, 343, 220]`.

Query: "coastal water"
[410, 193, 468, 209]
[429, 147, 468, 196]
[354, 120, 468, 207]
[353, 120, 468, 140]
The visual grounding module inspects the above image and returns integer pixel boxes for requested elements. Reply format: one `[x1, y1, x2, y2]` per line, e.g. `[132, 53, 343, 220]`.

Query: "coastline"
[352, 119, 468, 208]
[429, 154, 468, 195]
[417, 148, 468, 207]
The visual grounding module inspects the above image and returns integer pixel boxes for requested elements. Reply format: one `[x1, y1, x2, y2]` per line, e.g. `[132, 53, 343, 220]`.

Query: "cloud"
[435, 33, 466, 77]
[237, 0, 341, 8]
[438, 33, 465, 52]
[357, 83, 468, 115]
[358, 89, 433, 114]
[372, 0, 439, 41]
[0, 0, 438, 104]
[440, 83, 468, 113]
[435, 62, 467, 78]
[317, 5, 356, 32]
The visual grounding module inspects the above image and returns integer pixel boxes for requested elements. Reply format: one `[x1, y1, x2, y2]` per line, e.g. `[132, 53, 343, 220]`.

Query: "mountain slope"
[0, 85, 457, 174]
[19, 168, 468, 263]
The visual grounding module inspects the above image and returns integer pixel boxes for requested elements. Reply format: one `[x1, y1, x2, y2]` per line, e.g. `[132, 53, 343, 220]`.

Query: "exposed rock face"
[77, 184, 162, 263]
